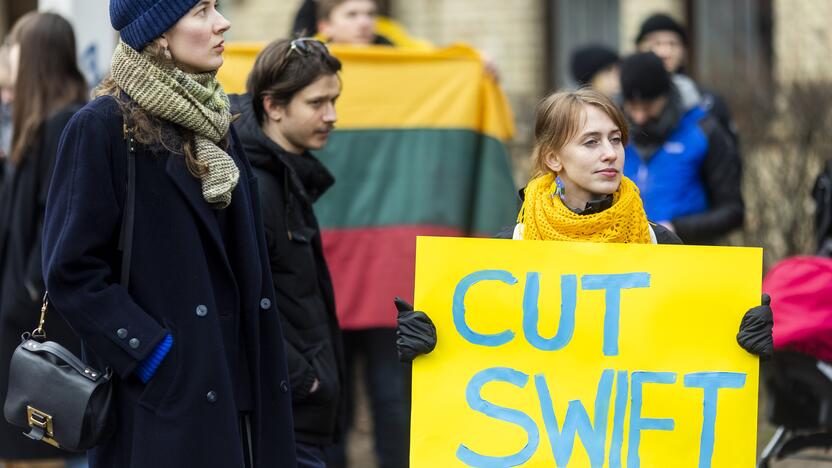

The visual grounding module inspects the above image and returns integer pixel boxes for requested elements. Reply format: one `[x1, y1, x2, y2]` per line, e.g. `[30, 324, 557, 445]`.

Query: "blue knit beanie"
[110, 0, 200, 51]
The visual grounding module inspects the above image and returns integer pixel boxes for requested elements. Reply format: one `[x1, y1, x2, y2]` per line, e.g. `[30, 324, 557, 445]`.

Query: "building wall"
[773, 0, 832, 84]
[224, 0, 300, 42]
[392, 0, 545, 100]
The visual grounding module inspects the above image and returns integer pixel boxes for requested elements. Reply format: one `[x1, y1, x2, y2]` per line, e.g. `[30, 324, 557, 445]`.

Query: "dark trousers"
[240, 413, 253, 468]
[327, 328, 411, 468]
[297, 442, 327, 468]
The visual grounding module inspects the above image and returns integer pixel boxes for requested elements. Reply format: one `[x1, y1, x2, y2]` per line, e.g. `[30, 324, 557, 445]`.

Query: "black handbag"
[3, 127, 138, 451]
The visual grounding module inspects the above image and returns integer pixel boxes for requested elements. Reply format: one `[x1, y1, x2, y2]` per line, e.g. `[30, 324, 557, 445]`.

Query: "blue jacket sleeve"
[42, 103, 168, 379]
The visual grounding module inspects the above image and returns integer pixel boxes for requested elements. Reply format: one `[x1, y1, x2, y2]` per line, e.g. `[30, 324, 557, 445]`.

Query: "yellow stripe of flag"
[217, 43, 515, 141]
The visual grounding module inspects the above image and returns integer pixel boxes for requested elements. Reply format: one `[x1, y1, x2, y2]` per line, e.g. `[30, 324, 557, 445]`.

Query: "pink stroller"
[757, 256, 832, 467]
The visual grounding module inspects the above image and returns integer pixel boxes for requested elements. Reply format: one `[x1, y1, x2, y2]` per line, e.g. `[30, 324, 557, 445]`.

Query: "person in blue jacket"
[619, 52, 743, 245]
[41, 1, 297, 466]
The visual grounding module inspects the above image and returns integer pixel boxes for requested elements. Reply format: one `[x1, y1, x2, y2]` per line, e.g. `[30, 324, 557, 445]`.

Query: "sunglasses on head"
[287, 38, 330, 58]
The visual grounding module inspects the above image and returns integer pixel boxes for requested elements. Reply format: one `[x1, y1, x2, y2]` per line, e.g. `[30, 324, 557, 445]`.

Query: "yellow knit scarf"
[517, 173, 652, 244]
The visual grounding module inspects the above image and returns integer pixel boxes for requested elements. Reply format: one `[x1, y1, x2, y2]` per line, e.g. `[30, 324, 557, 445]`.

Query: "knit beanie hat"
[635, 13, 687, 45]
[110, 0, 200, 51]
[570, 45, 619, 85]
[619, 52, 672, 101]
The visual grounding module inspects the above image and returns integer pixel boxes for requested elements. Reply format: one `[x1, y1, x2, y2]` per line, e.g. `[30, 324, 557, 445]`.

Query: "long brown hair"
[530, 88, 629, 178]
[94, 42, 209, 177]
[9, 12, 87, 165]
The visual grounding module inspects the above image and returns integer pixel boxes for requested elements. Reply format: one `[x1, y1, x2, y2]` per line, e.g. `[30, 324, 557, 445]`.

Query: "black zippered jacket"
[231, 94, 345, 444]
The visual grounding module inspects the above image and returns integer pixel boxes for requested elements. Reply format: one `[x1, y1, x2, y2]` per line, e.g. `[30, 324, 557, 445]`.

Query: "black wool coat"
[41, 96, 297, 468]
[231, 94, 346, 444]
[0, 104, 82, 460]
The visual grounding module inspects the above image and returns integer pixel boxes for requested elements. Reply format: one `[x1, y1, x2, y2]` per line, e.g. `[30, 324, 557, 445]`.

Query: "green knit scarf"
[111, 40, 239, 208]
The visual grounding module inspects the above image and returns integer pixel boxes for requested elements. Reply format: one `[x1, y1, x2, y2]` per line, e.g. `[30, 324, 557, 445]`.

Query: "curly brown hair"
[93, 42, 214, 178]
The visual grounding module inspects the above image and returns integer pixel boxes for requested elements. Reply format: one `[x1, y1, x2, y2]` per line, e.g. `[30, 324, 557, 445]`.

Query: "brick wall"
[391, 0, 545, 99]
[224, 0, 301, 42]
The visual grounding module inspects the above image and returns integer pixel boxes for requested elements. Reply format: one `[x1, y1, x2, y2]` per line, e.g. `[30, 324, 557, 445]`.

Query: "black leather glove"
[394, 297, 437, 362]
[736, 294, 774, 360]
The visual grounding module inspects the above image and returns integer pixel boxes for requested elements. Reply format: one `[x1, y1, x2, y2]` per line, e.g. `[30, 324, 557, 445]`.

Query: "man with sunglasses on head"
[230, 38, 344, 468]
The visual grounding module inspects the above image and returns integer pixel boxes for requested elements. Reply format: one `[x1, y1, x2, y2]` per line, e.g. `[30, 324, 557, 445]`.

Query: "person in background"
[41, 0, 297, 466]
[394, 88, 772, 374]
[316, 0, 393, 46]
[0, 12, 86, 468]
[635, 13, 738, 142]
[309, 3, 416, 468]
[291, 0, 319, 37]
[569, 44, 620, 97]
[313, 0, 497, 77]
[229, 37, 346, 468]
[0, 43, 13, 161]
[618, 52, 743, 245]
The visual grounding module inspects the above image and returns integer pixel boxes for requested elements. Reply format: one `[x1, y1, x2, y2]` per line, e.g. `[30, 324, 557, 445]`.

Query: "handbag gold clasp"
[27, 405, 59, 448]
[31, 296, 48, 339]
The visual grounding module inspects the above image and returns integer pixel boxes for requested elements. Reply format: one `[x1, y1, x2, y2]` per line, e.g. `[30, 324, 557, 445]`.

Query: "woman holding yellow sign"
[395, 88, 773, 361]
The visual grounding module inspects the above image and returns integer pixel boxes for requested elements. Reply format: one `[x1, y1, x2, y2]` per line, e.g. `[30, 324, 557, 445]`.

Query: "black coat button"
[128, 338, 140, 349]
[280, 380, 289, 393]
[259, 298, 272, 310]
[116, 328, 128, 339]
[206, 390, 217, 403]
[196, 305, 208, 317]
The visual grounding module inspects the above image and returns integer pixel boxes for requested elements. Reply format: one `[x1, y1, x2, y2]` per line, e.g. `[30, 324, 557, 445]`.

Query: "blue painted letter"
[581, 273, 650, 356]
[535, 369, 613, 467]
[453, 270, 518, 347]
[456, 367, 540, 467]
[609, 370, 629, 468]
[684, 372, 747, 468]
[523, 273, 577, 351]
[628, 371, 676, 468]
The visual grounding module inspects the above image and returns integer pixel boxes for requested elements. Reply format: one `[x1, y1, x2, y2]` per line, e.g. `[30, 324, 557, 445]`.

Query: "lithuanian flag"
[219, 44, 517, 329]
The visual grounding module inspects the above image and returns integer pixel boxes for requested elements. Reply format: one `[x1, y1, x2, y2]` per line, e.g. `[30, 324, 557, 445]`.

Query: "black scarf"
[630, 87, 685, 160]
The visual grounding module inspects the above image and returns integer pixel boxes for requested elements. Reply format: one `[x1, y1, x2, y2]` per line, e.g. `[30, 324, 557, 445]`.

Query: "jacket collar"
[517, 186, 614, 215]
[273, 146, 335, 204]
[231, 93, 334, 203]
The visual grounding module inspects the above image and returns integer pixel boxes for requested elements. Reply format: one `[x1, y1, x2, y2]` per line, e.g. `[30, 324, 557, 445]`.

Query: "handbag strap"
[117, 123, 137, 288]
[33, 123, 137, 339]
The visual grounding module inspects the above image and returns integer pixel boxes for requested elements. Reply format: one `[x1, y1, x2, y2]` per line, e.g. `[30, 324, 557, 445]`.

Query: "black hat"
[570, 45, 619, 85]
[635, 13, 687, 45]
[619, 52, 672, 101]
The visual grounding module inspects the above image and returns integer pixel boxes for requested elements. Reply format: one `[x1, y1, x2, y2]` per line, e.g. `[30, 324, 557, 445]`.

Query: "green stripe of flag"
[314, 128, 517, 234]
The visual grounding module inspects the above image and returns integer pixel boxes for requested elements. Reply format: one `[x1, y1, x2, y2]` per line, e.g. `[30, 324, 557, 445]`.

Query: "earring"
[552, 176, 566, 200]
[163, 44, 172, 60]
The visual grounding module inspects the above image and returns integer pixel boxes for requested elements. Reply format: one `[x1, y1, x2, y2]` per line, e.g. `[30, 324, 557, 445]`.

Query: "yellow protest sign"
[411, 237, 761, 467]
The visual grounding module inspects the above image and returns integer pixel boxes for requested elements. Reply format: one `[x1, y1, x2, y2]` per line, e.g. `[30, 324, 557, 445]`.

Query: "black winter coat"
[231, 94, 345, 444]
[0, 104, 82, 459]
[41, 96, 297, 468]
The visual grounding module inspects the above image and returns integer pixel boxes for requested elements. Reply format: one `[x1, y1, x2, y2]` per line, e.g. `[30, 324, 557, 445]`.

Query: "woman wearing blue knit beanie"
[41, 1, 298, 466]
